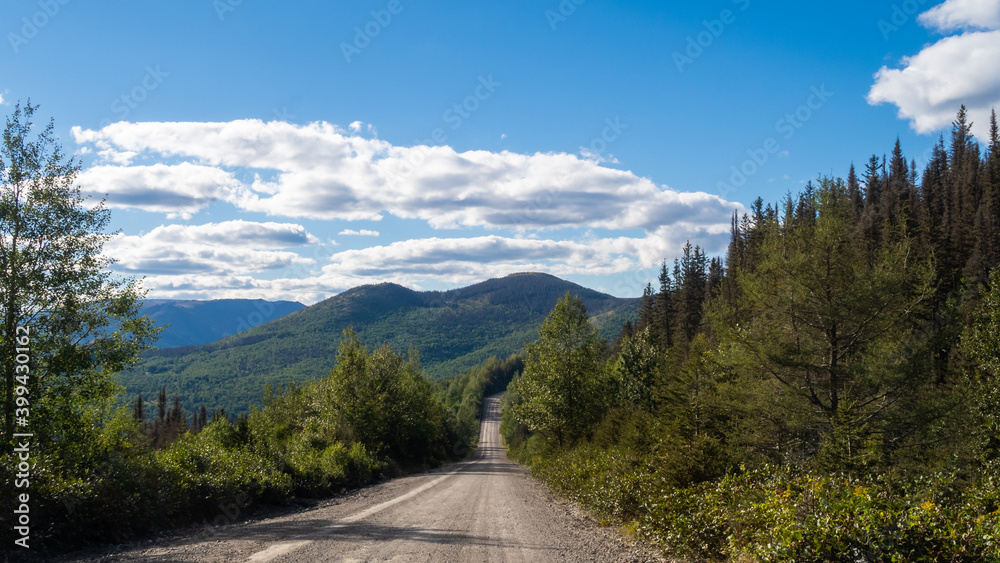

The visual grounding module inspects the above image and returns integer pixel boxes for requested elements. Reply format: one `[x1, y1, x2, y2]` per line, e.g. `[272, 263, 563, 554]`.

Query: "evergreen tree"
[132, 393, 144, 423]
[847, 163, 862, 222]
[612, 326, 663, 411]
[706, 257, 724, 300]
[949, 106, 981, 274]
[882, 137, 909, 224]
[675, 242, 708, 345]
[859, 154, 885, 250]
[715, 178, 935, 470]
[654, 261, 674, 348]
[157, 386, 167, 425]
[171, 395, 185, 431]
[638, 282, 656, 331]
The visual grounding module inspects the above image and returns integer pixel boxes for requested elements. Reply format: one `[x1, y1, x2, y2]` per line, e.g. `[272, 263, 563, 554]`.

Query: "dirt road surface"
[63, 396, 664, 562]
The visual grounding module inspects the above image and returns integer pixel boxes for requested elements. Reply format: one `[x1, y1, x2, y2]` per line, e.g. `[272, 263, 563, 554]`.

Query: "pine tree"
[985, 109, 1000, 270]
[949, 106, 981, 275]
[859, 154, 885, 252]
[676, 242, 708, 345]
[132, 393, 144, 423]
[171, 395, 186, 433]
[882, 137, 909, 224]
[638, 283, 656, 330]
[654, 262, 674, 348]
[919, 137, 949, 271]
[715, 178, 935, 470]
[707, 257, 724, 299]
[157, 386, 167, 425]
[847, 163, 862, 221]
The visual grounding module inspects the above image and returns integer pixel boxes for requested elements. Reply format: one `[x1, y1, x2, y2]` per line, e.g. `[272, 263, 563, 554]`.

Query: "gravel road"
[62, 396, 665, 562]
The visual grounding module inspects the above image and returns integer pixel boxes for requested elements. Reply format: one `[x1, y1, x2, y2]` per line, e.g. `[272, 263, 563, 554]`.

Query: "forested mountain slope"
[118, 272, 637, 415]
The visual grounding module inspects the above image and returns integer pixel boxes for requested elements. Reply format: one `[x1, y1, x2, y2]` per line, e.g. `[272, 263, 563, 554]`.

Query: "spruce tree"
[638, 283, 656, 330]
[847, 163, 862, 221]
[157, 386, 167, 425]
[654, 262, 674, 348]
[132, 393, 144, 423]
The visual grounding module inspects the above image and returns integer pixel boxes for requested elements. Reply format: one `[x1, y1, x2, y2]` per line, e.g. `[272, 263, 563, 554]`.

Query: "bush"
[635, 464, 1000, 562]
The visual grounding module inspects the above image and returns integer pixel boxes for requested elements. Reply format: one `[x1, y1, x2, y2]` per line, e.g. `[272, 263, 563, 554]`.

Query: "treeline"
[502, 107, 1000, 561]
[0, 103, 518, 558]
[130, 388, 228, 448]
[436, 354, 525, 443]
[3, 329, 513, 555]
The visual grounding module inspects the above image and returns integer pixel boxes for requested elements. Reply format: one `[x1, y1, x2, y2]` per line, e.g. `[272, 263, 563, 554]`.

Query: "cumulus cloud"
[105, 220, 318, 276]
[73, 120, 742, 233]
[919, 0, 1000, 31]
[323, 236, 633, 279]
[77, 120, 746, 300]
[320, 227, 730, 287]
[124, 220, 732, 304]
[868, 0, 1000, 140]
[76, 162, 245, 214]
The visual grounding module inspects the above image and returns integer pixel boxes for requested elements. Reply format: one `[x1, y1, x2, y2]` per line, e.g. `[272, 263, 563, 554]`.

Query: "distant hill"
[141, 299, 306, 349]
[118, 273, 638, 415]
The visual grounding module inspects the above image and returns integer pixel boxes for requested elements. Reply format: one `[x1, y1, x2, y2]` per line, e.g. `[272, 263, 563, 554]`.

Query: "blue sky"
[2, 0, 998, 304]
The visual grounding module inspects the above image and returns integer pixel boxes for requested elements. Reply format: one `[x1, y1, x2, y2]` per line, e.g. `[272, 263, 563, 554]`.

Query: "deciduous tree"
[1, 102, 157, 457]
[510, 292, 606, 446]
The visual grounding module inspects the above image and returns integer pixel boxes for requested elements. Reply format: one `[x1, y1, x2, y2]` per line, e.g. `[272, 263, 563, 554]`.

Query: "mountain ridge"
[141, 298, 306, 349]
[120, 272, 638, 415]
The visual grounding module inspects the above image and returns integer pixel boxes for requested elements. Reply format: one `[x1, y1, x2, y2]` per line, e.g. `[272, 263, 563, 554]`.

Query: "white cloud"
[141, 220, 320, 247]
[0, 93, 5, 106]
[919, 0, 1000, 31]
[76, 162, 245, 214]
[77, 120, 746, 300]
[122, 221, 732, 305]
[73, 120, 743, 233]
[339, 229, 380, 236]
[105, 220, 319, 276]
[319, 227, 730, 287]
[868, 0, 1000, 140]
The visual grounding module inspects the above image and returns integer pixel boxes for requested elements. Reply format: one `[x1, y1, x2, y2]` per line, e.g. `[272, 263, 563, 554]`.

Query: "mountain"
[141, 299, 306, 349]
[118, 273, 639, 415]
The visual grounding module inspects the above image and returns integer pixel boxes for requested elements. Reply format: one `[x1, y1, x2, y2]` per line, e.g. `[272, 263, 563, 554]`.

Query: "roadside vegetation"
[0, 102, 521, 557]
[503, 107, 1000, 561]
